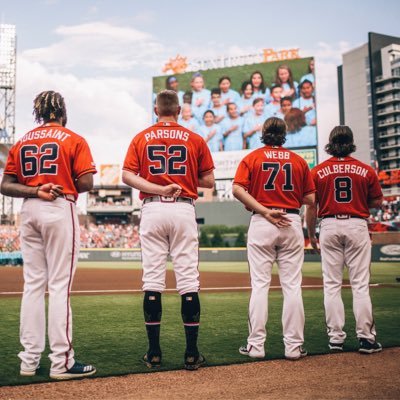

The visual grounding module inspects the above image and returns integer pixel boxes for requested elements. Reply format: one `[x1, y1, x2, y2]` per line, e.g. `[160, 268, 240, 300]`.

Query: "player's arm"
[0, 174, 63, 201]
[303, 193, 319, 253]
[75, 173, 94, 193]
[368, 196, 383, 209]
[305, 202, 320, 254]
[232, 183, 290, 227]
[122, 170, 182, 197]
[198, 170, 215, 189]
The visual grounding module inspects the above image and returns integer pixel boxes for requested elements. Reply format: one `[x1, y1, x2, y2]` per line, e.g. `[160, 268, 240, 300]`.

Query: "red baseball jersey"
[4, 123, 97, 199]
[123, 121, 215, 200]
[311, 156, 383, 218]
[234, 145, 315, 209]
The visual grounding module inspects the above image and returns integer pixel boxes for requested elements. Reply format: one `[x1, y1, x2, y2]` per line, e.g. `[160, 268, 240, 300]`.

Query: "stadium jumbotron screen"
[152, 57, 317, 164]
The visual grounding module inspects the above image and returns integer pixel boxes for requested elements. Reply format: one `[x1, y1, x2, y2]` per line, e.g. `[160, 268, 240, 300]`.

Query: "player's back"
[312, 156, 381, 218]
[5, 123, 94, 198]
[124, 121, 213, 200]
[236, 145, 314, 209]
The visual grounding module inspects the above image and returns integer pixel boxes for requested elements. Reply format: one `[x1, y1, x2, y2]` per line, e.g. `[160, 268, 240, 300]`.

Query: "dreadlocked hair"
[33, 91, 67, 126]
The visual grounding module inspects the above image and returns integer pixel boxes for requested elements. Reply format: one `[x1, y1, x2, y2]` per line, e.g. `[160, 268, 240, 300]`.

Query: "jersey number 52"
[147, 145, 187, 175]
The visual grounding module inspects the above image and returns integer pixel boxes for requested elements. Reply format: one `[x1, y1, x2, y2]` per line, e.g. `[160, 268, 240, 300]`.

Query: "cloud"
[23, 22, 165, 71]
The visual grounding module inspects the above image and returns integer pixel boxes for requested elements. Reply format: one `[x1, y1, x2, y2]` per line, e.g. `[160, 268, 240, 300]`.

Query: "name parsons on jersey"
[19, 128, 71, 143]
[317, 164, 368, 179]
[145, 129, 189, 142]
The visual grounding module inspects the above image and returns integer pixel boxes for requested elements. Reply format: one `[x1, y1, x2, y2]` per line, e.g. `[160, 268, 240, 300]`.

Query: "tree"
[211, 229, 224, 247]
[199, 230, 210, 247]
[234, 231, 246, 247]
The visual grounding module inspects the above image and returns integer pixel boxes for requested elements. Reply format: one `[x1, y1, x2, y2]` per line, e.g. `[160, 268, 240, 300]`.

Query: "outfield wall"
[1, 244, 399, 265]
[75, 246, 399, 263]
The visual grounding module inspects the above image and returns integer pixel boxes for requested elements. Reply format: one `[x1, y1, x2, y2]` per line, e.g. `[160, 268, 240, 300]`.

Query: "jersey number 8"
[334, 176, 352, 203]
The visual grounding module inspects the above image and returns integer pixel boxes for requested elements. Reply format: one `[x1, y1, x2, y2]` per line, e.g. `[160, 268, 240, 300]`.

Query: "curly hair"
[33, 91, 67, 126]
[261, 117, 287, 146]
[325, 125, 356, 157]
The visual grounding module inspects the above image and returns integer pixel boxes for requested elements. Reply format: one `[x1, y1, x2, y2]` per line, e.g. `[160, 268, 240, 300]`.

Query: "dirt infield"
[1, 348, 399, 400]
[0, 266, 325, 295]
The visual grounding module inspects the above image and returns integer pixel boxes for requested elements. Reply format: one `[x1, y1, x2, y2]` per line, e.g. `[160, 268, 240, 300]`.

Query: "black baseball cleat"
[184, 353, 206, 371]
[142, 353, 162, 369]
[50, 361, 96, 380]
[359, 339, 382, 354]
[329, 342, 344, 352]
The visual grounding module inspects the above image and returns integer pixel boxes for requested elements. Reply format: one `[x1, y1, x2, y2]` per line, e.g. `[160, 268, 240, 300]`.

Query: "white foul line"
[0, 283, 382, 296]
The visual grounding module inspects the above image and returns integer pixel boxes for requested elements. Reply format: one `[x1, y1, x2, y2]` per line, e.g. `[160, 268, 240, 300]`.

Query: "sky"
[1, 0, 400, 177]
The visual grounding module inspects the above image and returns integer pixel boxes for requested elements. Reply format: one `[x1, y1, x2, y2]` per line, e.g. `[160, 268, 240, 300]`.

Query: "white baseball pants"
[18, 197, 79, 375]
[319, 217, 376, 344]
[246, 213, 305, 359]
[140, 201, 200, 295]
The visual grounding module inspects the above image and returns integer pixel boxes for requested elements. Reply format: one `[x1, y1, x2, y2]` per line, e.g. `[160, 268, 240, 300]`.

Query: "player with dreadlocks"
[1, 90, 97, 379]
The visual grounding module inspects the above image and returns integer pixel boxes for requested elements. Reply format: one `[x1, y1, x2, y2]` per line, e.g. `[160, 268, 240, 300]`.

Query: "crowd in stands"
[0, 224, 20, 251]
[153, 59, 317, 151]
[0, 223, 140, 251]
[369, 199, 400, 222]
[80, 223, 140, 248]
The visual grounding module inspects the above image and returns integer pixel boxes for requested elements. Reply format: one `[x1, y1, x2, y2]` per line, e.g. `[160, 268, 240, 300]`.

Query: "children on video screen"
[155, 59, 317, 152]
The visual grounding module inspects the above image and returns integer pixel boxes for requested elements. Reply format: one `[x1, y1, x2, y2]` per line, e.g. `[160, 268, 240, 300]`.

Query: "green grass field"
[0, 262, 399, 387]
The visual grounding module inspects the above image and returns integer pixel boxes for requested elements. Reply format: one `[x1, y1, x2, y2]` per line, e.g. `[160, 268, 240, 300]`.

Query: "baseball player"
[0, 91, 97, 379]
[233, 117, 315, 360]
[122, 89, 215, 371]
[306, 126, 383, 353]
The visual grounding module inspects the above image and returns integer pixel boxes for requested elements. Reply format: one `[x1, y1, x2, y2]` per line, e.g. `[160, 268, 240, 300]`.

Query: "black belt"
[253, 207, 300, 215]
[143, 196, 194, 205]
[322, 215, 365, 220]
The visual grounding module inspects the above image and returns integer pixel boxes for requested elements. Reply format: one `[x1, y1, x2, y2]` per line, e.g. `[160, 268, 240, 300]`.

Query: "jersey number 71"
[262, 162, 294, 191]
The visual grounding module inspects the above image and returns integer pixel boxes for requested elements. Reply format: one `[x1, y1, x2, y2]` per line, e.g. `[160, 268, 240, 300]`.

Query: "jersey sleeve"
[122, 139, 140, 174]
[72, 138, 97, 179]
[3, 145, 17, 175]
[198, 139, 215, 174]
[302, 160, 316, 196]
[233, 158, 251, 190]
[367, 169, 383, 200]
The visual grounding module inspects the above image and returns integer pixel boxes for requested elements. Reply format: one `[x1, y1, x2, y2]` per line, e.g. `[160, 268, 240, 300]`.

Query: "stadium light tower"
[0, 24, 16, 224]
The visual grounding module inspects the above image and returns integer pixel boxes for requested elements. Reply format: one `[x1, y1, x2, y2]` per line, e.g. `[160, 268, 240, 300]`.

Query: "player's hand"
[161, 183, 182, 198]
[310, 237, 320, 254]
[37, 183, 64, 201]
[263, 210, 291, 228]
